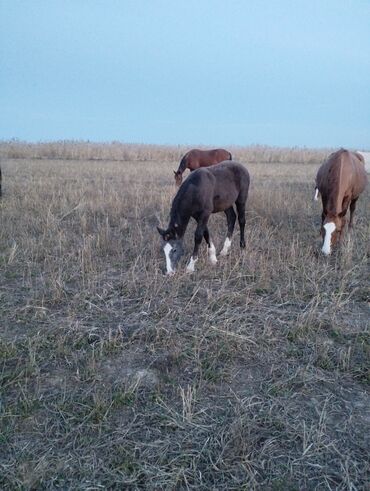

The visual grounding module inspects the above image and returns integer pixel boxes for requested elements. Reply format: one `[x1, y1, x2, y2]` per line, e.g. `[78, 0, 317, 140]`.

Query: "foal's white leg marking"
[186, 256, 198, 273]
[220, 237, 232, 256]
[163, 243, 175, 275]
[314, 188, 319, 201]
[322, 222, 335, 255]
[208, 242, 217, 264]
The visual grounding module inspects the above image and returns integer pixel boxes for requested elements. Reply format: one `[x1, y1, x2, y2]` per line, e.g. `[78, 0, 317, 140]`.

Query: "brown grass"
[0, 147, 369, 490]
[0, 140, 331, 164]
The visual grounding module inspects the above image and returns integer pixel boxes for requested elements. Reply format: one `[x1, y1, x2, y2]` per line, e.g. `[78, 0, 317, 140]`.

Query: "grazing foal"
[158, 161, 250, 274]
[174, 148, 232, 186]
[315, 149, 368, 255]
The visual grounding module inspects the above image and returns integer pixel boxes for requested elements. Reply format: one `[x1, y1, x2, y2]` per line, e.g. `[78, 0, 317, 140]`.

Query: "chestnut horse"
[174, 148, 232, 186]
[315, 149, 368, 255]
[158, 161, 249, 274]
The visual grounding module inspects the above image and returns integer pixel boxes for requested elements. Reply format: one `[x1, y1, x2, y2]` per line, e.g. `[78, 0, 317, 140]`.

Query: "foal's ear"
[157, 226, 166, 237]
[173, 170, 177, 175]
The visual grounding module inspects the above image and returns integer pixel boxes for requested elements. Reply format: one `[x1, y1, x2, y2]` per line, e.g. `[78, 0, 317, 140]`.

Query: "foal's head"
[157, 225, 184, 274]
[173, 170, 183, 187]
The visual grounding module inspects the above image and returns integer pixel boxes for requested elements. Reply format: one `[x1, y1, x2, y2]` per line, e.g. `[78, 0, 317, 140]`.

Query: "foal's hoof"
[240, 242, 246, 249]
[186, 257, 198, 273]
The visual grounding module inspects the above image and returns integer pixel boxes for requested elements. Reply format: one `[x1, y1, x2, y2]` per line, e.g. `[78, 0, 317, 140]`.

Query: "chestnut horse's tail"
[228, 151, 232, 160]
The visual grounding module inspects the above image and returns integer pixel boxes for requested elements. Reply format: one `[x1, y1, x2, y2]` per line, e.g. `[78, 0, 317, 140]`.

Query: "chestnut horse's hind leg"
[349, 198, 358, 229]
[220, 207, 236, 256]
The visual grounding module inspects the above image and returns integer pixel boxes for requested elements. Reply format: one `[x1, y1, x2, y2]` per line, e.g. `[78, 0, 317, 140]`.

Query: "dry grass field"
[0, 147, 369, 490]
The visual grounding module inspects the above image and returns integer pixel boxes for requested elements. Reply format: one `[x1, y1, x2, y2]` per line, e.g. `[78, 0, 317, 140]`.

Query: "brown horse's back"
[175, 148, 232, 186]
[184, 148, 231, 170]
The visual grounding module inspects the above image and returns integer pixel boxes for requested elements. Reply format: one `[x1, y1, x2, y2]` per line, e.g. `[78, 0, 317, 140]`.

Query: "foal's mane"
[168, 175, 197, 231]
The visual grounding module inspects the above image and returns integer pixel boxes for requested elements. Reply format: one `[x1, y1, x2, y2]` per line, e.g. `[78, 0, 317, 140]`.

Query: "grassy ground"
[0, 156, 369, 490]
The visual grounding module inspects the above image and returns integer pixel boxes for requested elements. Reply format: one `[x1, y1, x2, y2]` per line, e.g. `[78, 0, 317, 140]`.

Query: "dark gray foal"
[158, 161, 250, 274]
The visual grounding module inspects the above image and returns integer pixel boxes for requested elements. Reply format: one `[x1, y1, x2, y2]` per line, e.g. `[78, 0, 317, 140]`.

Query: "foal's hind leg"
[220, 207, 236, 256]
[236, 200, 246, 249]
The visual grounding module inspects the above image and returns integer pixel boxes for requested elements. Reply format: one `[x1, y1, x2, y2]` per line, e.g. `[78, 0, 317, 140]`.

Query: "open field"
[0, 151, 369, 489]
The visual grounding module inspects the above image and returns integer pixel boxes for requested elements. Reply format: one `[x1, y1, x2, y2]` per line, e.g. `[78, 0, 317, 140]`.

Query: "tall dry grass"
[0, 140, 332, 164]
[0, 155, 369, 489]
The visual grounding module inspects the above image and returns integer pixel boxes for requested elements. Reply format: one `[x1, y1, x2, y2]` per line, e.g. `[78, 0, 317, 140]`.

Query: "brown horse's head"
[173, 170, 182, 186]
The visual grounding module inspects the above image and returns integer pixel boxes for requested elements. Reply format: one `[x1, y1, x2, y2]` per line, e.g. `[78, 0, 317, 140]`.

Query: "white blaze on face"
[208, 242, 217, 264]
[163, 243, 175, 274]
[186, 256, 198, 273]
[322, 222, 336, 255]
[314, 188, 319, 201]
[220, 237, 232, 256]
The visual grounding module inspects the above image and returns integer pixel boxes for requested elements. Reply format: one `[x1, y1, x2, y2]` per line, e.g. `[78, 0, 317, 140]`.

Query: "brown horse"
[315, 149, 368, 255]
[174, 148, 232, 186]
[159, 161, 250, 274]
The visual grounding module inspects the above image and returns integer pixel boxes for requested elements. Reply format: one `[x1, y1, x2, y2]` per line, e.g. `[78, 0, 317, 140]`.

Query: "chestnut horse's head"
[173, 170, 182, 187]
[321, 215, 345, 255]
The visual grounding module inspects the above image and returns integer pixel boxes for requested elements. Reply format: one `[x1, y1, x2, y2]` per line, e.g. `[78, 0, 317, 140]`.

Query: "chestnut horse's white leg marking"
[208, 242, 217, 264]
[314, 188, 319, 201]
[163, 243, 175, 274]
[186, 256, 198, 273]
[220, 237, 232, 256]
[322, 222, 335, 255]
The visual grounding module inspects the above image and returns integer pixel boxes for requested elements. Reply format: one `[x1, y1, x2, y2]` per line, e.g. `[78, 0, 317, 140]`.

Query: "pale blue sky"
[1, 0, 369, 147]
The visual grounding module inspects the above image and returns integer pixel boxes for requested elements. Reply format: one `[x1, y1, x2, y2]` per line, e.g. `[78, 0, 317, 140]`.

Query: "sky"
[1, 0, 369, 148]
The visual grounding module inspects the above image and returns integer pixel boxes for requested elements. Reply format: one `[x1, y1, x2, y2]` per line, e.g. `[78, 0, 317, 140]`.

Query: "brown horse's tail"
[228, 152, 232, 160]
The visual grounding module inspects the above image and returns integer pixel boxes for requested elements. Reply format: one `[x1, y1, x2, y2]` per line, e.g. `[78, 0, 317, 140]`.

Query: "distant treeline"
[0, 140, 333, 164]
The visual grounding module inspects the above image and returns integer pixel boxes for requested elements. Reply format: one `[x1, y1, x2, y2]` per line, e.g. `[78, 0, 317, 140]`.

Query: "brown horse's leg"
[220, 207, 236, 256]
[349, 198, 358, 229]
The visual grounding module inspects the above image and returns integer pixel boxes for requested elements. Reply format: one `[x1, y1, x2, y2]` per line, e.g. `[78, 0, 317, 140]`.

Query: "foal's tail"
[228, 152, 232, 160]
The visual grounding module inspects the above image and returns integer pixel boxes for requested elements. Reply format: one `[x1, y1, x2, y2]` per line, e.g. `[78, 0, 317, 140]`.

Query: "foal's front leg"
[186, 215, 212, 272]
[203, 226, 217, 265]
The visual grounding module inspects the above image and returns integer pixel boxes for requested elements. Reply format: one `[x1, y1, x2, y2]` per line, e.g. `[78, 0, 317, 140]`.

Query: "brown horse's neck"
[177, 154, 188, 174]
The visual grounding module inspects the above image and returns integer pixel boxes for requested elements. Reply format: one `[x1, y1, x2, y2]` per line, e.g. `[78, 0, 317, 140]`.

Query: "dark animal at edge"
[315, 148, 368, 255]
[174, 148, 232, 186]
[158, 161, 250, 274]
